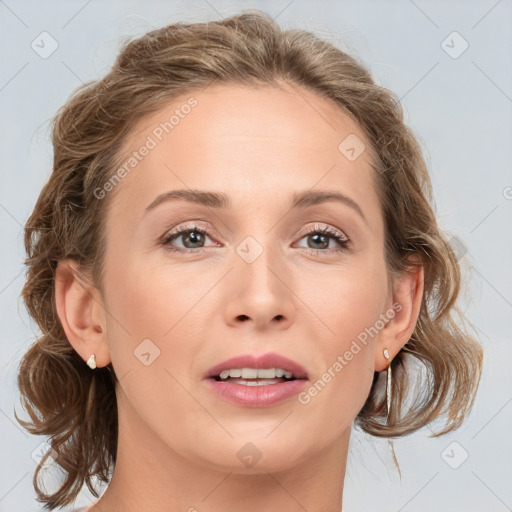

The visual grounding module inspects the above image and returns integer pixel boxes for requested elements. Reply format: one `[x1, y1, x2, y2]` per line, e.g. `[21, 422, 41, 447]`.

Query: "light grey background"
[1, 1, 511, 511]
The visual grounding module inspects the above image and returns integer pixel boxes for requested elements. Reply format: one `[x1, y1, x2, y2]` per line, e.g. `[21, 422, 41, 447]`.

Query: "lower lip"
[204, 378, 308, 407]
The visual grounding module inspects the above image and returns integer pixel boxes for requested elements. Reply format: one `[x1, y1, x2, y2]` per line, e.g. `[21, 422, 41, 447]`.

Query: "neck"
[89, 391, 349, 512]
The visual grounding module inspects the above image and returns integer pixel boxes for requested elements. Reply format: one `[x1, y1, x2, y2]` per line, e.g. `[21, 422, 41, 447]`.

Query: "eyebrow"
[144, 189, 367, 224]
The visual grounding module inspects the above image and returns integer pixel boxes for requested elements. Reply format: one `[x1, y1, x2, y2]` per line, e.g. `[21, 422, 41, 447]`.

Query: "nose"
[222, 239, 296, 331]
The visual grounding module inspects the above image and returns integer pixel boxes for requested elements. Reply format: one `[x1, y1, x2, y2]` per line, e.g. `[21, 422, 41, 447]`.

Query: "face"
[99, 82, 392, 473]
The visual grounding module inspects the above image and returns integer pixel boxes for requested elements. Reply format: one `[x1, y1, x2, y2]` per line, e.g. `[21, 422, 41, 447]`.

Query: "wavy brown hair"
[16, 9, 483, 509]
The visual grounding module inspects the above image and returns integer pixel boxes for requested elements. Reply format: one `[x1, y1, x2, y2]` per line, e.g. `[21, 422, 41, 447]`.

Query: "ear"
[374, 257, 424, 372]
[54, 258, 111, 368]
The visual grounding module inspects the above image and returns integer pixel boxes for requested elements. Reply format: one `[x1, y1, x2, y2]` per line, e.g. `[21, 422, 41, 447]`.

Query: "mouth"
[212, 367, 299, 385]
[204, 353, 309, 407]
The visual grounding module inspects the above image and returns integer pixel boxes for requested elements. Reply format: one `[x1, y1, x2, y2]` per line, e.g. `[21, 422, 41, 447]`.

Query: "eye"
[160, 222, 351, 255]
[161, 224, 219, 253]
[294, 224, 351, 254]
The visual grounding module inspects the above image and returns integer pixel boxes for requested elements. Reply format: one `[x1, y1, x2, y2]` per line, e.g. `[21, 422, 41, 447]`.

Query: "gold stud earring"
[86, 354, 97, 370]
[383, 348, 392, 419]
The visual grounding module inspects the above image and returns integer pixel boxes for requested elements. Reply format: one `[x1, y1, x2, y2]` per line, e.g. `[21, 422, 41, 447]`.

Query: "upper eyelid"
[165, 221, 347, 235]
[296, 223, 348, 239]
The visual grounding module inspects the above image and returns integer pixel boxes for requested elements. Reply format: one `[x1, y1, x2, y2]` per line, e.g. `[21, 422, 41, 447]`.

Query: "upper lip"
[205, 352, 309, 380]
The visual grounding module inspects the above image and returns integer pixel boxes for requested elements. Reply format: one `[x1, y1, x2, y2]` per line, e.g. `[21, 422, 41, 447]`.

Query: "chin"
[184, 434, 312, 474]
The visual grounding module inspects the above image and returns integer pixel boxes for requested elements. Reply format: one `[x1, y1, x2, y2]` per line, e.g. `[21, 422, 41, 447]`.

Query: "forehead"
[107, 82, 381, 229]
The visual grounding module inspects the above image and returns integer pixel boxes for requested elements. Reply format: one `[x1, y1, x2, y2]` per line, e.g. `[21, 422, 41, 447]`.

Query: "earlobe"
[375, 260, 425, 372]
[54, 258, 110, 368]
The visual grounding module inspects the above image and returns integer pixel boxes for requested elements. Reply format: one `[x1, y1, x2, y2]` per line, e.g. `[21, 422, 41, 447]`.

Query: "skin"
[55, 81, 424, 512]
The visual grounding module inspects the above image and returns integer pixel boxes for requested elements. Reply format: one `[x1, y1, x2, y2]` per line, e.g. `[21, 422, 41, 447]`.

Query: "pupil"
[185, 231, 204, 248]
[310, 233, 328, 249]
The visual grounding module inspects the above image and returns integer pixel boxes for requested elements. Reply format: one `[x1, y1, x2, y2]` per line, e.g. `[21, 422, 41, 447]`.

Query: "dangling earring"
[383, 348, 392, 419]
[86, 354, 97, 370]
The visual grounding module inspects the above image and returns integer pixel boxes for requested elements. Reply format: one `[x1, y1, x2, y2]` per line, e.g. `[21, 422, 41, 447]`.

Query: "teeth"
[241, 368, 258, 379]
[255, 368, 275, 379]
[230, 378, 281, 386]
[217, 368, 294, 380]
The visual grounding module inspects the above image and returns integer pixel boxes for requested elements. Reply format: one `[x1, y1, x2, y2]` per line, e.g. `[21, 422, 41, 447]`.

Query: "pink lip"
[203, 352, 309, 408]
[204, 378, 308, 408]
[204, 352, 309, 380]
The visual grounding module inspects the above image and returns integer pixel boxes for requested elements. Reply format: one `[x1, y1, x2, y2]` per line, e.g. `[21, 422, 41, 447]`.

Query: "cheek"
[295, 280, 379, 441]
[104, 251, 207, 339]
[102, 252, 219, 402]
[101, 261, 204, 438]
[292, 258, 386, 419]
[297, 253, 388, 348]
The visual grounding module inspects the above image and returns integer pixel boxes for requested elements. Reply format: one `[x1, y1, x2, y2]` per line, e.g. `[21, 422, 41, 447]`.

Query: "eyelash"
[161, 223, 351, 255]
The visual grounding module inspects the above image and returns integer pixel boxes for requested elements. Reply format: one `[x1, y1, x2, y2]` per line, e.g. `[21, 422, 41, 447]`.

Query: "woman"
[16, 10, 483, 512]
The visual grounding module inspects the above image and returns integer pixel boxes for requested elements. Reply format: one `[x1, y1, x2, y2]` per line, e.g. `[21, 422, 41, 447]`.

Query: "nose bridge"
[236, 231, 286, 298]
[225, 229, 295, 327]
